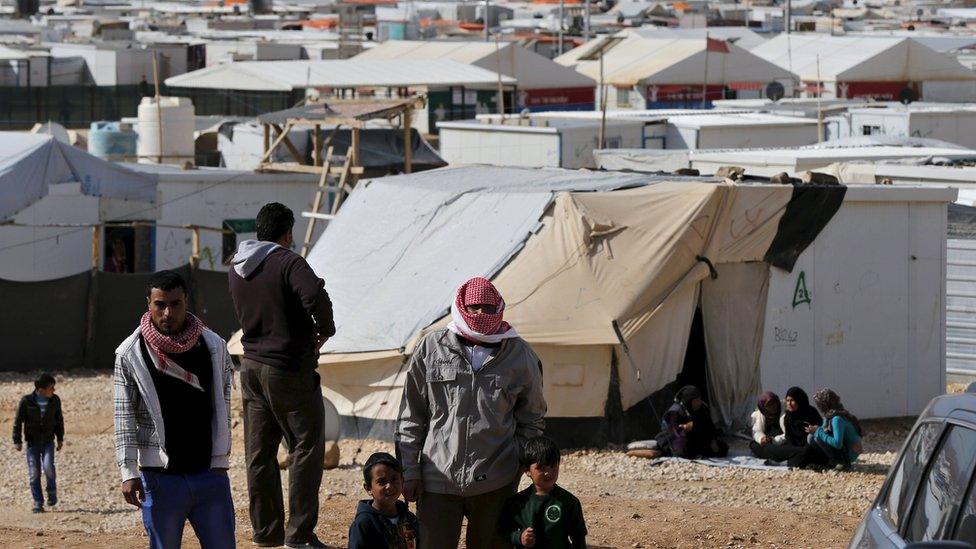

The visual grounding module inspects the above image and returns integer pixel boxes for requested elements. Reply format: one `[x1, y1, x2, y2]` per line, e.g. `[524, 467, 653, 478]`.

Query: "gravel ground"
[0, 371, 910, 548]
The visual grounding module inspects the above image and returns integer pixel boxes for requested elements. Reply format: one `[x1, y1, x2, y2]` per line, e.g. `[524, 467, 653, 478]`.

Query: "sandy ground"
[0, 371, 914, 548]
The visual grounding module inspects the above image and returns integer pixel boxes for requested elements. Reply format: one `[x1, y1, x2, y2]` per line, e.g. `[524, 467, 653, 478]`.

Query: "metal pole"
[701, 33, 710, 109]
[152, 53, 164, 164]
[584, 0, 591, 42]
[816, 54, 823, 143]
[785, 0, 791, 34]
[558, 0, 565, 55]
[484, 0, 490, 41]
[495, 34, 505, 116]
[599, 50, 606, 149]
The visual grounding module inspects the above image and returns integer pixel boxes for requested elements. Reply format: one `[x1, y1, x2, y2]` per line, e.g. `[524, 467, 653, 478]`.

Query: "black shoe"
[31, 503, 44, 513]
[284, 536, 326, 548]
[47, 496, 57, 507]
[252, 539, 284, 548]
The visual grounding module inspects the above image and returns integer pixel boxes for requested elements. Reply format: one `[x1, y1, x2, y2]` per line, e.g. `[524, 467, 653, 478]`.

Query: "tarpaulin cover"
[0, 132, 157, 222]
[0, 271, 90, 371]
[763, 185, 847, 272]
[306, 166, 653, 354]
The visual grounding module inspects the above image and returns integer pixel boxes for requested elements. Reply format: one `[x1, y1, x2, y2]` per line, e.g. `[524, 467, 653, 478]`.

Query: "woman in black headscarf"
[655, 385, 728, 458]
[748, 391, 807, 464]
[782, 387, 823, 446]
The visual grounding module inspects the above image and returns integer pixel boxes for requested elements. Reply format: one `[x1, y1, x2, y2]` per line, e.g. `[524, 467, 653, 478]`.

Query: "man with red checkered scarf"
[396, 277, 547, 549]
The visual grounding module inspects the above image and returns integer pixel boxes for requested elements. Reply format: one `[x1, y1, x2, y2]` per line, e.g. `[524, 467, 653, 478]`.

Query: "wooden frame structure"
[254, 95, 427, 256]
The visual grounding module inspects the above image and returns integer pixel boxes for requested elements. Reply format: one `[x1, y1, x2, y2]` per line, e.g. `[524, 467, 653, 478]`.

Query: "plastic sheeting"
[703, 262, 770, 429]
[307, 166, 652, 354]
[0, 132, 157, 222]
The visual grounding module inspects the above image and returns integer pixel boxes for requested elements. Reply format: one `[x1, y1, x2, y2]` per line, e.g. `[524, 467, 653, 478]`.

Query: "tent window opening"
[616, 88, 631, 108]
[862, 125, 882, 136]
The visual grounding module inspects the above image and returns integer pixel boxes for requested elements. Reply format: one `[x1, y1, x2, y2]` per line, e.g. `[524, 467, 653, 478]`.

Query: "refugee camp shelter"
[304, 165, 950, 446]
[842, 105, 976, 149]
[554, 29, 797, 109]
[355, 40, 597, 112]
[663, 113, 819, 149]
[164, 59, 517, 132]
[0, 132, 158, 281]
[750, 35, 976, 102]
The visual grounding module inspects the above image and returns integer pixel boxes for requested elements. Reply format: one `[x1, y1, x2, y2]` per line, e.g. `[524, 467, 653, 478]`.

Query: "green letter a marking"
[792, 271, 811, 309]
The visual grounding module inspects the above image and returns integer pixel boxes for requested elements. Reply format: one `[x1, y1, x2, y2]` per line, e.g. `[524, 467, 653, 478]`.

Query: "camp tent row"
[299, 166, 950, 446]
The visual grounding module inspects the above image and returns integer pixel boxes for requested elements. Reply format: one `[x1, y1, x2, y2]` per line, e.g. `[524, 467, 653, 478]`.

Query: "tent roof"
[354, 40, 596, 89]
[631, 27, 767, 50]
[164, 59, 516, 92]
[0, 133, 157, 222]
[307, 166, 662, 354]
[554, 30, 795, 87]
[750, 34, 976, 82]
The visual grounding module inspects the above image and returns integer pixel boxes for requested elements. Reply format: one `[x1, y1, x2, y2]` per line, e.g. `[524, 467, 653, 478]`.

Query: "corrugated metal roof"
[165, 59, 516, 91]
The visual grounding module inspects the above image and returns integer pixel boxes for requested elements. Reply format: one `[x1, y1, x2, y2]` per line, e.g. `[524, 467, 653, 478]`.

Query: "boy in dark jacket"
[12, 373, 64, 513]
[500, 436, 586, 548]
[349, 452, 419, 549]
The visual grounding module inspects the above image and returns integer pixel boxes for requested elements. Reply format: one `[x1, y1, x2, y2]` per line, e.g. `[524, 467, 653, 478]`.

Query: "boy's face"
[37, 385, 55, 398]
[365, 463, 403, 511]
[526, 461, 559, 493]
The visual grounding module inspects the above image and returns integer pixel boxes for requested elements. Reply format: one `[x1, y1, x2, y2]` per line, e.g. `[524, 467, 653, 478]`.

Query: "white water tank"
[137, 96, 196, 165]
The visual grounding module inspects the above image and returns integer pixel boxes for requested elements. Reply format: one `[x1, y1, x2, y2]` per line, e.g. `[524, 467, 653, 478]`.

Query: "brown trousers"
[240, 358, 324, 545]
[417, 482, 517, 549]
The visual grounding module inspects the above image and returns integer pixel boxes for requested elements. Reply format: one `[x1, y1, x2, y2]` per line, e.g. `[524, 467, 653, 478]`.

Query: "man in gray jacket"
[396, 277, 546, 549]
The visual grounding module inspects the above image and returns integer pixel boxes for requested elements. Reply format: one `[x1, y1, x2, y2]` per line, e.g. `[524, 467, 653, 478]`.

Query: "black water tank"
[16, 0, 40, 17]
[250, 0, 272, 14]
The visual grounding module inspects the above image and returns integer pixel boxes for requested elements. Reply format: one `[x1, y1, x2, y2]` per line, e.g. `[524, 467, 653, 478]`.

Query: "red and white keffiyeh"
[139, 311, 206, 391]
[447, 277, 518, 344]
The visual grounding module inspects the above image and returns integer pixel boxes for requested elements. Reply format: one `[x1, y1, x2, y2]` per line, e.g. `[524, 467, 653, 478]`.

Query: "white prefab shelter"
[554, 30, 797, 109]
[303, 165, 951, 445]
[844, 106, 976, 149]
[437, 117, 646, 169]
[355, 40, 596, 111]
[665, 113, 819, 149]
[750, 35, 976, 101]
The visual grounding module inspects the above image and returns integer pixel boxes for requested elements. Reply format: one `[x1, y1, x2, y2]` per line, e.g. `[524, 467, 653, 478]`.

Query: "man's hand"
[56, 441, 63, 451]
[13, 443, 21, 452]
[402, 479, 422, 503]
[315, 334, 329, 354]
[682, 421, 694, 432]
[760, 435, 770, 445]
[520, 527, 536, 548]
[122, 478, 145, 507]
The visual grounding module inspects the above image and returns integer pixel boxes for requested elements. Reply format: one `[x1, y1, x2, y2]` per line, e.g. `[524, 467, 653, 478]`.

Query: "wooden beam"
[263, 124, 270, 159]
[90, 225, 101, 270]
[330, 155, 355, 216]
[351, 126, 360, 167]
[190, 226, 200, 269]
[301, 146, 334, 257]
[258, 124, 295, 166]
[271, 123, 304, 164]
[260, 163, 364, 175]
[313, 124, 322, 167]
[403, 109, 412, 174]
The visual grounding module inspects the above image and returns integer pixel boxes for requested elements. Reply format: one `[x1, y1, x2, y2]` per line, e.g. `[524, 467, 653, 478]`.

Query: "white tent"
[304, 165, 950, 445]
[554, 30, 796, 87]
[0, 133, 156, 222]
[164, 59, 516, 92]
[751, 34, 976, 83]
[355, 40, 595, 91]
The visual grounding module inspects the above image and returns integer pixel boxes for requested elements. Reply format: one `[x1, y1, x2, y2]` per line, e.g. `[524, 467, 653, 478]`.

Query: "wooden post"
[403, 110, 413, 174]
[190, 226, 200, 269]
[313, 124, 322, 167]
[263, 124, 270, 160]
[351, 126, 360, 167]
[91, 225, 101, 270]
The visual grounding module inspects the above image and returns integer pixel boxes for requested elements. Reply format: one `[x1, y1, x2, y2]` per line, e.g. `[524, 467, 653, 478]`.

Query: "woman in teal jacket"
[809, 388, 864, 469]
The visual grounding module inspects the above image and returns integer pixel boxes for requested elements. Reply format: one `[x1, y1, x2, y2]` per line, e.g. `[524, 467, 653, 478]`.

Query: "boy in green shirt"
[499, 436, 587, 548]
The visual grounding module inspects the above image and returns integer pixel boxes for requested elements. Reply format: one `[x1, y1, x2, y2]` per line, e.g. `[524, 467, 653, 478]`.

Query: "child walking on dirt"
[12, 373, 64, 513]
[348, 452, 420, 548]
[500, 436, 587, 548]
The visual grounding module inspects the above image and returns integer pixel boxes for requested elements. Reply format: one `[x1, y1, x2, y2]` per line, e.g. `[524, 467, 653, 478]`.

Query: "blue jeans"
[26, 442, 56, 505]
[141, 469, 236, 549]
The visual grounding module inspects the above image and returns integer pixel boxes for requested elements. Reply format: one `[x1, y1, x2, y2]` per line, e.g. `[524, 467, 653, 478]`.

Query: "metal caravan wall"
[0, 265, 240, 372]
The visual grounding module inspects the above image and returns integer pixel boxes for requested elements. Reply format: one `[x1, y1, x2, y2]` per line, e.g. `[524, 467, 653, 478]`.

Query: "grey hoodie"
[232, 240, 281, 278]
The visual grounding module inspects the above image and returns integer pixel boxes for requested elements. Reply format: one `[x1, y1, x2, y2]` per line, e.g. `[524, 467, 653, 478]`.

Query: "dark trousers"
[671, 434, 729, 459]
[417, 482, 517, 549]
[749, 441, 807, 465]
[241, 358, 325, 545]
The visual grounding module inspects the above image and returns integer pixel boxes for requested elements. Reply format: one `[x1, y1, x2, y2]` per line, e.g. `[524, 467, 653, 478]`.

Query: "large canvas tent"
[303, 166, 950, 446]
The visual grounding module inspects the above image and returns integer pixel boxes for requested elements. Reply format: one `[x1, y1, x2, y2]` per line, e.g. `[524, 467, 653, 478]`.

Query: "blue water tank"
[88, 121, 138, 162]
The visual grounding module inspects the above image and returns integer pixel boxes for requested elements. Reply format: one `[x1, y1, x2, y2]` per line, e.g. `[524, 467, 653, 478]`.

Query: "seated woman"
[656, 385, 728, 459]
[782, 386, 822, 447]
[749, 391, 808, 465]
[809, 388, 864, 469]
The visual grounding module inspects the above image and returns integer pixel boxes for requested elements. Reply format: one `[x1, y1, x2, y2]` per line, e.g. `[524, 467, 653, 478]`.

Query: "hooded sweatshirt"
[348, 499, 419, 549]
[228, 240, 336, 369]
